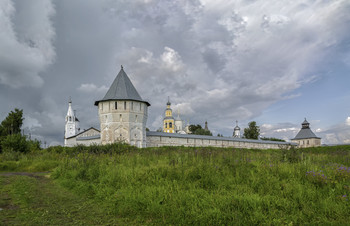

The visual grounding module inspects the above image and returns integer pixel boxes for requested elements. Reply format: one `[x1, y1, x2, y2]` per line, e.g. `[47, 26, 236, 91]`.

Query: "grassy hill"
[1, 144, 350, 225]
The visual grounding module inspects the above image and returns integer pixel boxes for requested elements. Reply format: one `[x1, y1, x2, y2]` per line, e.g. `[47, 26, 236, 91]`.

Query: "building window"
[124, 101, 126, 110]
[169, 122, 172, 128]
[140, 103, 141, 111]
[131, 102, 133, 110]
[115, 102, 118, 109]
[165, 123, 167, 128]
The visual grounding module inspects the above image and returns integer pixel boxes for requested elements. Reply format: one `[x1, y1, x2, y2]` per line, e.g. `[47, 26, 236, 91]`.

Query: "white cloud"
[346, 117, 350, 126]
[260, 123, 300, 141]
[0, 0, 55, 88]
[161, 47, 185, 71]
[78, 83, 108, 93]
[318, 117, 350, 144]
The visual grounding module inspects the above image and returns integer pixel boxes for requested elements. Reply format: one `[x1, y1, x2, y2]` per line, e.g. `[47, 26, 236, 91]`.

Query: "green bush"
[1, 134, 29, 154]
[27, 139, 42, 152]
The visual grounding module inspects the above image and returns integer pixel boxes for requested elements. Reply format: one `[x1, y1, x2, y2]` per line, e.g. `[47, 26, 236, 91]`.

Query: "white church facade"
[65, 66, 298, 149]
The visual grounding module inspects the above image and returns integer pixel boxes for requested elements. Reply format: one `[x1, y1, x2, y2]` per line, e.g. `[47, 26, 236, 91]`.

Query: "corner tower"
[163, 97, 175, 133]
[291, 118, 321, 147]
[94, 66, 150, 147]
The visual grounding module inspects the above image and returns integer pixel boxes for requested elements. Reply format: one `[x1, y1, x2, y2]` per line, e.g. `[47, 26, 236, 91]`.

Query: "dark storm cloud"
[1, 0, 350, 145]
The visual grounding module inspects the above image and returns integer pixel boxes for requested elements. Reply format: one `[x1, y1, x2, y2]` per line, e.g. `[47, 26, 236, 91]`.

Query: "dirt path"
[0, 172, 50, 178]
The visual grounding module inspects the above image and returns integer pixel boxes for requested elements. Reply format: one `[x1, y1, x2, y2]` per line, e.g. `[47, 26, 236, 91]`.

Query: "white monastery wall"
[146, 132, 293, 149]
[76, 138, 101, 146]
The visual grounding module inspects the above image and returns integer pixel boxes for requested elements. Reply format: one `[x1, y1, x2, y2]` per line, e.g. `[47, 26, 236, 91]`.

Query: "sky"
[0, 0, 350, 146]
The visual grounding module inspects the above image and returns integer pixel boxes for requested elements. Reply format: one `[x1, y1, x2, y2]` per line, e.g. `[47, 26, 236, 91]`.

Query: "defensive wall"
[146, 131, 296, 149]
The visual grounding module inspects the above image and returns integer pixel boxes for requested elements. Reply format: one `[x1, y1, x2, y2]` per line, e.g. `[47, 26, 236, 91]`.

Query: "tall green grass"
[45, 145, 350, 225]
[1, 144, 349, 224]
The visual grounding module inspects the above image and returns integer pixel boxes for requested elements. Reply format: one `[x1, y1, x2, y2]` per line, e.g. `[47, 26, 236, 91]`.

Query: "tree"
[189, 124, 202, 134]
[0, 109, 25, 153]
[189, 124, 212, 136]
[243, 121, 260, 139]
[261, 137, 286, 142]
[0, 108, 24, 136]
[1, 134, 29, 153]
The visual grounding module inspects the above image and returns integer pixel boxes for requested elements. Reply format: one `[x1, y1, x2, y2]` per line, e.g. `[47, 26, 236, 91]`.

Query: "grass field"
[1, 144, 350, 225]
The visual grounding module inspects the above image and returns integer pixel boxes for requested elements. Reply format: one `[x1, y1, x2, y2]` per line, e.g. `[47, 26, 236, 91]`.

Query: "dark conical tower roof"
[94, 66, 150, 106]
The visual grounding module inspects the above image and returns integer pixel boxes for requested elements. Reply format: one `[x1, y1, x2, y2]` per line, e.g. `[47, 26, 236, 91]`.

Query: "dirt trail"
[0, 172, 50, 178]
[0, 171, 125, 225]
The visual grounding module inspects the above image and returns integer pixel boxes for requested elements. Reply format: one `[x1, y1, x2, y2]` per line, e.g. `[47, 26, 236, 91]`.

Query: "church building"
[64, 99, 80, 146]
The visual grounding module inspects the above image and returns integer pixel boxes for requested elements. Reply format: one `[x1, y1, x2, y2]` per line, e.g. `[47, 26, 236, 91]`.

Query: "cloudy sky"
[1, 0, 350, 146]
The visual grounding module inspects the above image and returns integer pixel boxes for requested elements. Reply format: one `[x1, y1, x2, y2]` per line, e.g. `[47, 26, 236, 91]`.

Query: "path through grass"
[0, 173, 126, 225]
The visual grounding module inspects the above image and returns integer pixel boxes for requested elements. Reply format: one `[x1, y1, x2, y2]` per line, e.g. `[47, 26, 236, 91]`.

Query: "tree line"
[190, 121, 285, 142]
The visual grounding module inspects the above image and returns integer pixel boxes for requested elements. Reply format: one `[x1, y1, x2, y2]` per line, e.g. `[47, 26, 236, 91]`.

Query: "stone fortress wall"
[146, 131, 295, 149]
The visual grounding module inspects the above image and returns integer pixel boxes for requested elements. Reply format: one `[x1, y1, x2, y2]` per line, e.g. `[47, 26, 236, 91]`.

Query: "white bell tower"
[64, 99, 79, 145]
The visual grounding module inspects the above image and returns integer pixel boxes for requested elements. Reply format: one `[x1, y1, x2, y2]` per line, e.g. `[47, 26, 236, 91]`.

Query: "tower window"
[140, 103, 141, 111]
[115, 102, 118, 109]
[169, 122, 172, 128]
[124, 101, 126, 110]
[165, 123, 168, 128]
[131, 102, 133, 110]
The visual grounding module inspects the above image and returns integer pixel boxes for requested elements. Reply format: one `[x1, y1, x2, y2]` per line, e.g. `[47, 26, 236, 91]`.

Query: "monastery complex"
[64, 66, 321, 149]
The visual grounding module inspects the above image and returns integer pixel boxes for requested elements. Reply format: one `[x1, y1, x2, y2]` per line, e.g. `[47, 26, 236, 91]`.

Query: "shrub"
[281, 146, 301, 163]
[46, 145, 65, 153]
[1, 134, 29, 154]
[27, 139, 42, 152]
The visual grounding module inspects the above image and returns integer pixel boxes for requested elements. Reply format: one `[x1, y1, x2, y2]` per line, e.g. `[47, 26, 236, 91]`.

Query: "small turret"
[204, 121, 209, 131]
[233, 120, 241, 138]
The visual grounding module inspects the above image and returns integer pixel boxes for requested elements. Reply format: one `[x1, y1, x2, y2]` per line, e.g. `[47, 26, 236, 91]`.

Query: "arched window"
[165, 123, 168, 128]
[115, 102, 118, 110]
[124, 101, 126, 110]
[169, 122, 172, 128]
